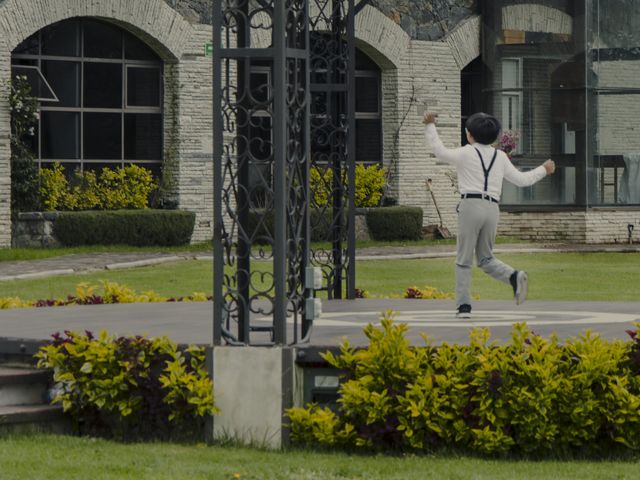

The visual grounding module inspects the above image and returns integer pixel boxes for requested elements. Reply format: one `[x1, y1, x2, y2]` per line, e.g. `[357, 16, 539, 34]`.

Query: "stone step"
[0, 367, 52, 407]
[0, 404, 68, 435]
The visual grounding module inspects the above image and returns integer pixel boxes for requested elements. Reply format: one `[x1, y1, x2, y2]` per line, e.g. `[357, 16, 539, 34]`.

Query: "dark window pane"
[41, 20, 80, 57]
[355, 76, 379, 113]
[41, 112, 80, 159]
[13, 33, 39, 55]
[84, 63, 122, 108]
[83, 20, 122, 59]
[356, 49, 379, 70]
[84, 113, 122, 160]
[42, 61, 80, 107]
[11, 58, 38, 67]
[355, 119, 381, 163]
[127, 67, 161, 107]
[125, 34, 158, 61]
[124, 114, 162, 160]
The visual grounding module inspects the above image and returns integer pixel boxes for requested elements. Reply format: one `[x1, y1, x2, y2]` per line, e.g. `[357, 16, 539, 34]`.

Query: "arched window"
[11, 18, 163, 176]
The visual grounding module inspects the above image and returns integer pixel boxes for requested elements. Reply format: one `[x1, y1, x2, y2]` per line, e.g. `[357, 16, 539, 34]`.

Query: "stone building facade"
[0, 0, 638, 247]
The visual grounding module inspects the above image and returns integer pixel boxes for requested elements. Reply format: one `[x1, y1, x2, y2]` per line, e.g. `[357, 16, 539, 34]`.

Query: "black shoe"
[510, 270, 528, 305]
[456, 304, 472, 319]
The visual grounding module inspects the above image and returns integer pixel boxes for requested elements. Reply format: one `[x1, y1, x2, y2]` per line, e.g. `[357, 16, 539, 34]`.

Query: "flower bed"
[0, 282, 211, 310]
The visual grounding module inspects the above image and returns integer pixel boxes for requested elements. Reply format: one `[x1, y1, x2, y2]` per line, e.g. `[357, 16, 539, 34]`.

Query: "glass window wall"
[482, 0, 640, 207]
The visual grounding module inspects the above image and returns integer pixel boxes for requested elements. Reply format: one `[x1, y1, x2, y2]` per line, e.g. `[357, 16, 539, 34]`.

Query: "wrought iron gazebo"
[213, 0, 370, 346]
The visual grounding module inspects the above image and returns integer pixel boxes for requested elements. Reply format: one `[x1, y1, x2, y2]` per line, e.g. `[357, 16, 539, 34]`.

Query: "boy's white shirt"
[425, 123, 547, 201]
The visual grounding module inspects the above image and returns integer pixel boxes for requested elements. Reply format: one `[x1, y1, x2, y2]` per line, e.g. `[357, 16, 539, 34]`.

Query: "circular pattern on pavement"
[314, 310, 640, 328]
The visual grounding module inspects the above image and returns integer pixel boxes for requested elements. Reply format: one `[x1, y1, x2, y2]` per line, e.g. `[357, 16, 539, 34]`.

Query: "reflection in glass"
[481, 0, 640, 206]
[590, 0, 640, 205]
[481, 0, 586, 206]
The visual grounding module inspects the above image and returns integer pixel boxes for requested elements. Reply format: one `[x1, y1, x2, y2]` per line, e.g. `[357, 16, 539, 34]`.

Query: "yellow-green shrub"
[97, 165, 155, 209]
[287, 315, 640, 455]
[39, 163, 69, 211]
[39, 163, 157, 211]
[310, 164, 386, 208]
[36, 330, 217, 439]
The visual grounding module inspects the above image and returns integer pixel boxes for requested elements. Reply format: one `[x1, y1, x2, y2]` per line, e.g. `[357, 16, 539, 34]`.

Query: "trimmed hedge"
[53, 210, 195, 247]
[365, 206, 423, 241]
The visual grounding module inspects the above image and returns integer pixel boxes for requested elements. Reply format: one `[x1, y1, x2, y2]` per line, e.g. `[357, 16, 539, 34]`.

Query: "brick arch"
[354, 4, 410, 71]
[0, 0, 193, 61]
[445, 15, 482, 70]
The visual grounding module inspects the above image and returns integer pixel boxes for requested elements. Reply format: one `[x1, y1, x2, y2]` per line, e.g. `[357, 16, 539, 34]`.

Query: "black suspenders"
[473, 147, 498, 192]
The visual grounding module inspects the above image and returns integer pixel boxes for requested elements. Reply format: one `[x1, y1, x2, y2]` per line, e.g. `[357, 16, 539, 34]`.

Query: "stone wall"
[498, 209, 640, 244]
[174, 24, 214, 242]
[368, 0, 477, 41]
[12, 212, 60, 248]
[170, 0, 478, 41]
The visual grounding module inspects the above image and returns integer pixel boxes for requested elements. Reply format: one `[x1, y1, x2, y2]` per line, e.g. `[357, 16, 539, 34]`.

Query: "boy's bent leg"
[475, 204, 514, 284]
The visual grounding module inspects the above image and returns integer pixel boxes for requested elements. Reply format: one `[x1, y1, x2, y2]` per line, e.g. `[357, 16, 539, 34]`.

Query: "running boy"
[423, 112, 556, 318]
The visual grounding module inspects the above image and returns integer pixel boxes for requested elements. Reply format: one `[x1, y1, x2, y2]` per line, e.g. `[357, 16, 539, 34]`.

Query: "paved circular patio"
[0, 299, 638, 347]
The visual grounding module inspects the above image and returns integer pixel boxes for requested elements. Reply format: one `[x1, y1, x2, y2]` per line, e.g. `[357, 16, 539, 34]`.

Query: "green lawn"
[0, 242, 213, 262]
[0, 434, 638, 480]
[1, 252, 639, 302]
[0, 238, 526, 263]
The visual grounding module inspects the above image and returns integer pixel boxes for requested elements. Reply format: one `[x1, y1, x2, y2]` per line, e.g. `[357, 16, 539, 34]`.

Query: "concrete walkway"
[1, 242, 639, 281]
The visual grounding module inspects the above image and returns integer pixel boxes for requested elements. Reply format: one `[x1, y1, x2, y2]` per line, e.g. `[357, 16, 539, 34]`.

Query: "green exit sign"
[205, 43, 213, 57]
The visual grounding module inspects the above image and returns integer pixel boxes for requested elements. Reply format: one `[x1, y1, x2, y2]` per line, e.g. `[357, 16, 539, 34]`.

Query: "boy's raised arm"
[503, 157, 552, 187]
[423, 113, 466, 166]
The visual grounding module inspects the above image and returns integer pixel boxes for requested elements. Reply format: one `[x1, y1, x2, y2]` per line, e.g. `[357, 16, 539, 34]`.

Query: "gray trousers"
[456, 198, 515, 306]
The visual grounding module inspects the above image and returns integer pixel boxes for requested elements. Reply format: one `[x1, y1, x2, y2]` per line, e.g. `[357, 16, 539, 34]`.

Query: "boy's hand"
[422, 112, 437, 125]
[543, 159, 556, 175]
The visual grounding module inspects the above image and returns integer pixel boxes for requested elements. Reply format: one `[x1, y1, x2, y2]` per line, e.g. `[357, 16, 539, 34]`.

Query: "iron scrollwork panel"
[309, 0, 356, 300]
[213, 0, 311, 345]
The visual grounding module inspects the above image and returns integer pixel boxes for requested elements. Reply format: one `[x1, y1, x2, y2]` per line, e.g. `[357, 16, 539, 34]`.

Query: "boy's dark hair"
[465, 112, 501, 145]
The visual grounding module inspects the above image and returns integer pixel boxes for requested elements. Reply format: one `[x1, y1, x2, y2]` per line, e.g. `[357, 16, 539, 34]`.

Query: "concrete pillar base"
[212, 346, 294, 449]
